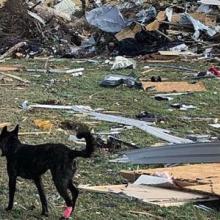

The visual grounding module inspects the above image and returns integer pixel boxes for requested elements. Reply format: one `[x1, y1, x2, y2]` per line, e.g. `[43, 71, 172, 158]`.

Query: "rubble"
[0, 0, 219, 58]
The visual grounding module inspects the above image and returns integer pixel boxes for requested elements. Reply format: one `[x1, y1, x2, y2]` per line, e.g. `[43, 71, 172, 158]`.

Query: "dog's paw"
[41, 211, 49, 217]
[5, 206, 12, 211]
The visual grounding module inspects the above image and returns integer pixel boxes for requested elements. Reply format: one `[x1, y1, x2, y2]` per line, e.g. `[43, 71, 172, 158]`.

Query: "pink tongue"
[63, 207, 73, 219]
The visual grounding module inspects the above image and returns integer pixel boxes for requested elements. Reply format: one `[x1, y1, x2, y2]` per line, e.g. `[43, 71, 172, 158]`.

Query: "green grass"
[0, 58, 220, 219]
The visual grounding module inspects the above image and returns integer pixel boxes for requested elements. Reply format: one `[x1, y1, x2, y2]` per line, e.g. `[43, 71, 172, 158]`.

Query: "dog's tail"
[70, 130, 95, 159]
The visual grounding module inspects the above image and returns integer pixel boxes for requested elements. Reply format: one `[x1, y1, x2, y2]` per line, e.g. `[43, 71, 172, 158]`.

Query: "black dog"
[0, 125, 95, 219]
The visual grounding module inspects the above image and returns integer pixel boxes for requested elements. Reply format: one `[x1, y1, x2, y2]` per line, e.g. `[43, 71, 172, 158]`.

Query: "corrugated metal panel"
[111, 142, 220, 164]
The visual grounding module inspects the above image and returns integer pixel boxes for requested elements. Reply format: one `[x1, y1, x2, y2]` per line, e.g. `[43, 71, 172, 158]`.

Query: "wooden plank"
[0, 122, 11, 129]
[141, 81, 206, 92]
[159, 51, 197, 56]
[115, 24, 142, 41]
[0, 42, 27, 60]
[0, 72, 30, 84]
[0, 65, 22, 72]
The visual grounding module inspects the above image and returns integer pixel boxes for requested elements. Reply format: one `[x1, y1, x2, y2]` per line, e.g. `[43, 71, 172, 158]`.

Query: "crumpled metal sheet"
[136, 6, 157, 24]
[111, 56, 136, 70]
[85, 5, 128, 33]
[184, 13, 217, 40]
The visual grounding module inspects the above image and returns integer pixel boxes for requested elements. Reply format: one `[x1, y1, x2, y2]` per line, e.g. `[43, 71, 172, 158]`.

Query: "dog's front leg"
[81, 0, 86, 14]
[34, 177, 48, 216]
[6, 176, 17, 211]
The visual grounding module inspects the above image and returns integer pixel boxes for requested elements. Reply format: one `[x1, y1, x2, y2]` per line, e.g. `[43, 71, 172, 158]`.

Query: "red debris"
[209, 66, 220, 77]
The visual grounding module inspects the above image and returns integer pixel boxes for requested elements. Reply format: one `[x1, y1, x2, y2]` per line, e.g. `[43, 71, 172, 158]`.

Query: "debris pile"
[0, 0, 220, 59]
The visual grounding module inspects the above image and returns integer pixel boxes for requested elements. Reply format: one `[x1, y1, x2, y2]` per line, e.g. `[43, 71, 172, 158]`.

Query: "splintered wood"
[141, 81, 206, 92]
[120, 163, 220, 196]
[0, 65, 22, 72]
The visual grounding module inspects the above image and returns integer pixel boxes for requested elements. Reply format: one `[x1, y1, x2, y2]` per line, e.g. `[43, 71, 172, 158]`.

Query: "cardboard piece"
[79, 184, 217, 207]
[115, 24, 142, 41]
[141, 81, 206, 92]
[121, 163, 220, 196]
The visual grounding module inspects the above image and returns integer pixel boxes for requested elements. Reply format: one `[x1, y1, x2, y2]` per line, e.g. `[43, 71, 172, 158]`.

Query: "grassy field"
[0, 57, 220, 220]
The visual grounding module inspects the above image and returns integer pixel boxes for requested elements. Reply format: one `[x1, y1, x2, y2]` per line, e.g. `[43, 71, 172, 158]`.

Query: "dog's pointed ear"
[1, 126, 7, 136]
[12, 124, 19, 136]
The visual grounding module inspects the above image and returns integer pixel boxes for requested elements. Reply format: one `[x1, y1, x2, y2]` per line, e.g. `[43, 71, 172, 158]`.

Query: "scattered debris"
[1, 0, 220, 217]
[209, 66, 220, 77]
[136, 111, 165, 122]
[0, 0, 219, 59]
[186, 134, 212, 142]
[22, 102, 192, 144]
[154, 93, 190, 101]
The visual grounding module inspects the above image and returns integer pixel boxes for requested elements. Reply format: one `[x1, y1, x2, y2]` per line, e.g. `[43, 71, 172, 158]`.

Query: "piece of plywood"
[0, 65, 22, 72]
[141, 81, 206, 92]
[115, 24, 142, 41]
[79, 184, 217, 207]
[121, 163, 220, 196]
[145, 11, 166, 31]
